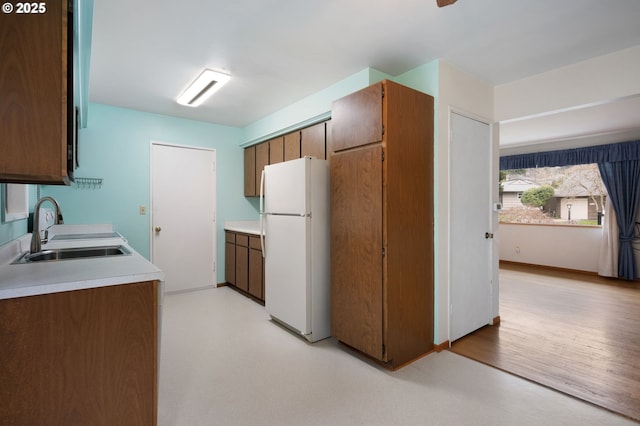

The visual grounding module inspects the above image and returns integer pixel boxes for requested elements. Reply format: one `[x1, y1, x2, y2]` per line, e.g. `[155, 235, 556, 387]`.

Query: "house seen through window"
[499, 163, 606, 226]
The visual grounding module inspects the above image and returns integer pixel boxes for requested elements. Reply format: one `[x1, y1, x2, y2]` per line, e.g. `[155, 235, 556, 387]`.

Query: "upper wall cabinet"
[269, 136, 284, 165]
[0, 0, 93, 185]
[243, 120, 329, 197]
[301, 121, 326, 160]
[331, 85, 382, 152]
[284, 131, 300, 162]
[244, 145, 256, 197]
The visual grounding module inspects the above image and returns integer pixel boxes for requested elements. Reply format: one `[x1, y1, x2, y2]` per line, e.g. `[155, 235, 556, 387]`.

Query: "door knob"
[155, 226, 162, 233]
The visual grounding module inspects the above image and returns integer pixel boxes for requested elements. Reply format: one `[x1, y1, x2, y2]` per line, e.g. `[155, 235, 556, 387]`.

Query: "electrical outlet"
[139, 205, 147, 215]
[515, 246, 520, 254]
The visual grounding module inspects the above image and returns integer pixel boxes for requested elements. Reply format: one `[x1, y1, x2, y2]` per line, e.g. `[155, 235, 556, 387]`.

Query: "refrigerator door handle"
[260, 169, 266, 258]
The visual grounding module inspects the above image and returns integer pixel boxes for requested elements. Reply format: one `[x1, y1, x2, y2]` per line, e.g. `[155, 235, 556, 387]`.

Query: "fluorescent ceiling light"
[176, 69, 230, 107]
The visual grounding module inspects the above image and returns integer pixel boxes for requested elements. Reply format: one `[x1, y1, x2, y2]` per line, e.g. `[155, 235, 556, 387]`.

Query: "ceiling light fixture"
[176, 69, 230, 107]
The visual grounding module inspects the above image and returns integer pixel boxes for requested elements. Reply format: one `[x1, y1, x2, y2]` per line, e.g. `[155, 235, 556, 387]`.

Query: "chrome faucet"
[30, 196, 64, 254]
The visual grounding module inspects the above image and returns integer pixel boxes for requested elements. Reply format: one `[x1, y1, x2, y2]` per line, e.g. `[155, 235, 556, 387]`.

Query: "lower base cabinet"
[0, 281, 159, 426]
[225, 230, 264, 303]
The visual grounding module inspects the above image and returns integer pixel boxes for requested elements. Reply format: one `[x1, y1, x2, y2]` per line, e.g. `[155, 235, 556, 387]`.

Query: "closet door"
[330, 144, 384, 360]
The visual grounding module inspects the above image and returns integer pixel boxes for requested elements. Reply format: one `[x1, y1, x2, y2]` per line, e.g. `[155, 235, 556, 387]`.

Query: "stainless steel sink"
[50, 232, 121, 241]
[12, 245, 131, 264]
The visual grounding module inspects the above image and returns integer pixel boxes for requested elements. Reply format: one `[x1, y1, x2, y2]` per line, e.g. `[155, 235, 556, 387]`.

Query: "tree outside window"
[499, 164, 606, 225]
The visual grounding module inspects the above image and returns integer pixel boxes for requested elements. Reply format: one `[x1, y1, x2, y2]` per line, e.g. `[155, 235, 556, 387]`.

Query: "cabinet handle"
[155, 226, 162, 233]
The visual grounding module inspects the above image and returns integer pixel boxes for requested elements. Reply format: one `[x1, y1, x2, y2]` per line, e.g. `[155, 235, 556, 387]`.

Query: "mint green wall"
[4, 63, 441, 288]
[40, 103, 255, 283]
[243, 68, 386, 145]
[394, 60, 440, 96]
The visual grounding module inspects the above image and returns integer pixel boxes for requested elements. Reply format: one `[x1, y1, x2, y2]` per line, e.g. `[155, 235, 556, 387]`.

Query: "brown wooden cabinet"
[301, 121, 327, 160]
[225, 231, 236, 285]
[244, 120, 330, 197]
[244, 146, 256, 197]
[243, 141, 269, 197]
[330, 80, 434, 369]
[0, 281, 159, 425]
[225, 230, 265, 303]
[235, 234, 250, 293]
[249, 236, 265, 300]
[0, 0, 73, 184]
[256, 142, 270, 196]
[269, 136, 284, 164]
[284, 131, 301, 161]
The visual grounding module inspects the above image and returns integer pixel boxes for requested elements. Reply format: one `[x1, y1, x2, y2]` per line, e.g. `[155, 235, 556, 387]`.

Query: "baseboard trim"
[433, 341, 450, 352]
[500, 260, 640, 288]
[499, 260, 599, 277]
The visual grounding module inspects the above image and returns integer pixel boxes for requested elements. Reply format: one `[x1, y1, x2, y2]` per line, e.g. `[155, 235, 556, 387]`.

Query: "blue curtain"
[501, 139, 640, 280]
[500, 140, 640, 170]
[597, 161, 640, 280]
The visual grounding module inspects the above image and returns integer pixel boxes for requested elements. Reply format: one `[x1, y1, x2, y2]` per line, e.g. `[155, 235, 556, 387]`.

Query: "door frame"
[447, 107, 497, 343]
[149, 141, 217, 288]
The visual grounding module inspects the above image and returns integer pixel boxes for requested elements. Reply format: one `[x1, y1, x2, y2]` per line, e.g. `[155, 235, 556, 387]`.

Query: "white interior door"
[151, 143, 216, 293]
[450, 112, 493, 342]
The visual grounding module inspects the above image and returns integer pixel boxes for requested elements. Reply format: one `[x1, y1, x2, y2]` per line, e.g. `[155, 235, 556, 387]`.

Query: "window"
[499, 164, 606, 226]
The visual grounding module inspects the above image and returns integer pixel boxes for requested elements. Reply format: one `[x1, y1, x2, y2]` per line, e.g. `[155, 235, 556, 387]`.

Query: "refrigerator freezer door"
[265, 214, 310, 334]
[264, 158, 309, 215]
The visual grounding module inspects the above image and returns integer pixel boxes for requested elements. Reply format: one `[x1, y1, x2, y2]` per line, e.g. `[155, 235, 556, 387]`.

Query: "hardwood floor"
[450, 263, 640, 422]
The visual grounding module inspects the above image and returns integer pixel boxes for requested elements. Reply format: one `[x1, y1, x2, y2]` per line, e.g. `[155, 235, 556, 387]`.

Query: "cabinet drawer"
[225, 232, 236, 243]
[249, 236, 262, 250]
[236, 234, 249, 247]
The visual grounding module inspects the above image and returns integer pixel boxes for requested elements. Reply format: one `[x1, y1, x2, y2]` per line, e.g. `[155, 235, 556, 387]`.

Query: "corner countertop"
[224, 221, 262, 235]
[0, 225, 164, 300]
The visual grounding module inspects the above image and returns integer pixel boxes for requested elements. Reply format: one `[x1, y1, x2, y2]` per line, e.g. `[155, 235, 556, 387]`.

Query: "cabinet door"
[225, 232, 236, 285]
[331, 83, 383, 153]
[269, 136, 284, 164]
[255, 142, 269, 196]
[248, 237, 264, 300]
[330, 144, 384, 360]
[0, 281, 158, 425]
[244, 146, 256, 197]
[284, 131, 300, 161]
[301, 122, 326, 160]
[0, 0, 69, 184]
[235, 235, 249, 292]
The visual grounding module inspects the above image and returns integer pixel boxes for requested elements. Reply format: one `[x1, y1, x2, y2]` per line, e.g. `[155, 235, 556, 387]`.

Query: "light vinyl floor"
[158, 286, 635, 426]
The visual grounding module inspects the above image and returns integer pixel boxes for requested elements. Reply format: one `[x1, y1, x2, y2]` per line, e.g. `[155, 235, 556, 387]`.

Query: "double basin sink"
[12, 231, 130, 264]
[13, 245, 131, 264]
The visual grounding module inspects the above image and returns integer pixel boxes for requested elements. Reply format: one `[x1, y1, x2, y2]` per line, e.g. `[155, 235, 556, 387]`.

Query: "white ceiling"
[89, 0, 640, 147]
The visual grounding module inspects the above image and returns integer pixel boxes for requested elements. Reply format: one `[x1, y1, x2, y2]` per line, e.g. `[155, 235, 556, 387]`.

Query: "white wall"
[494, 45, 640, 122]
[435, 61, 498, 345]
[499, 223, 601, 273]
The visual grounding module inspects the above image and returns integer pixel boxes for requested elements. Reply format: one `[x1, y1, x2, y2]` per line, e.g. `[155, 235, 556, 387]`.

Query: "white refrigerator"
[260, 157, 330, 342]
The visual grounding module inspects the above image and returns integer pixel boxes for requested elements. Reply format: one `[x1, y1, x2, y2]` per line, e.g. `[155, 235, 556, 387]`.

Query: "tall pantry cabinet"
[330, 80, 434, 369]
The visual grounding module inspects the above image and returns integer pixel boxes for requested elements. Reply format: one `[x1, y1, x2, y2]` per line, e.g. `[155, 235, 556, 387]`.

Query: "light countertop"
[0, 225, 164, 300]
[224, 220, 261, 235]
